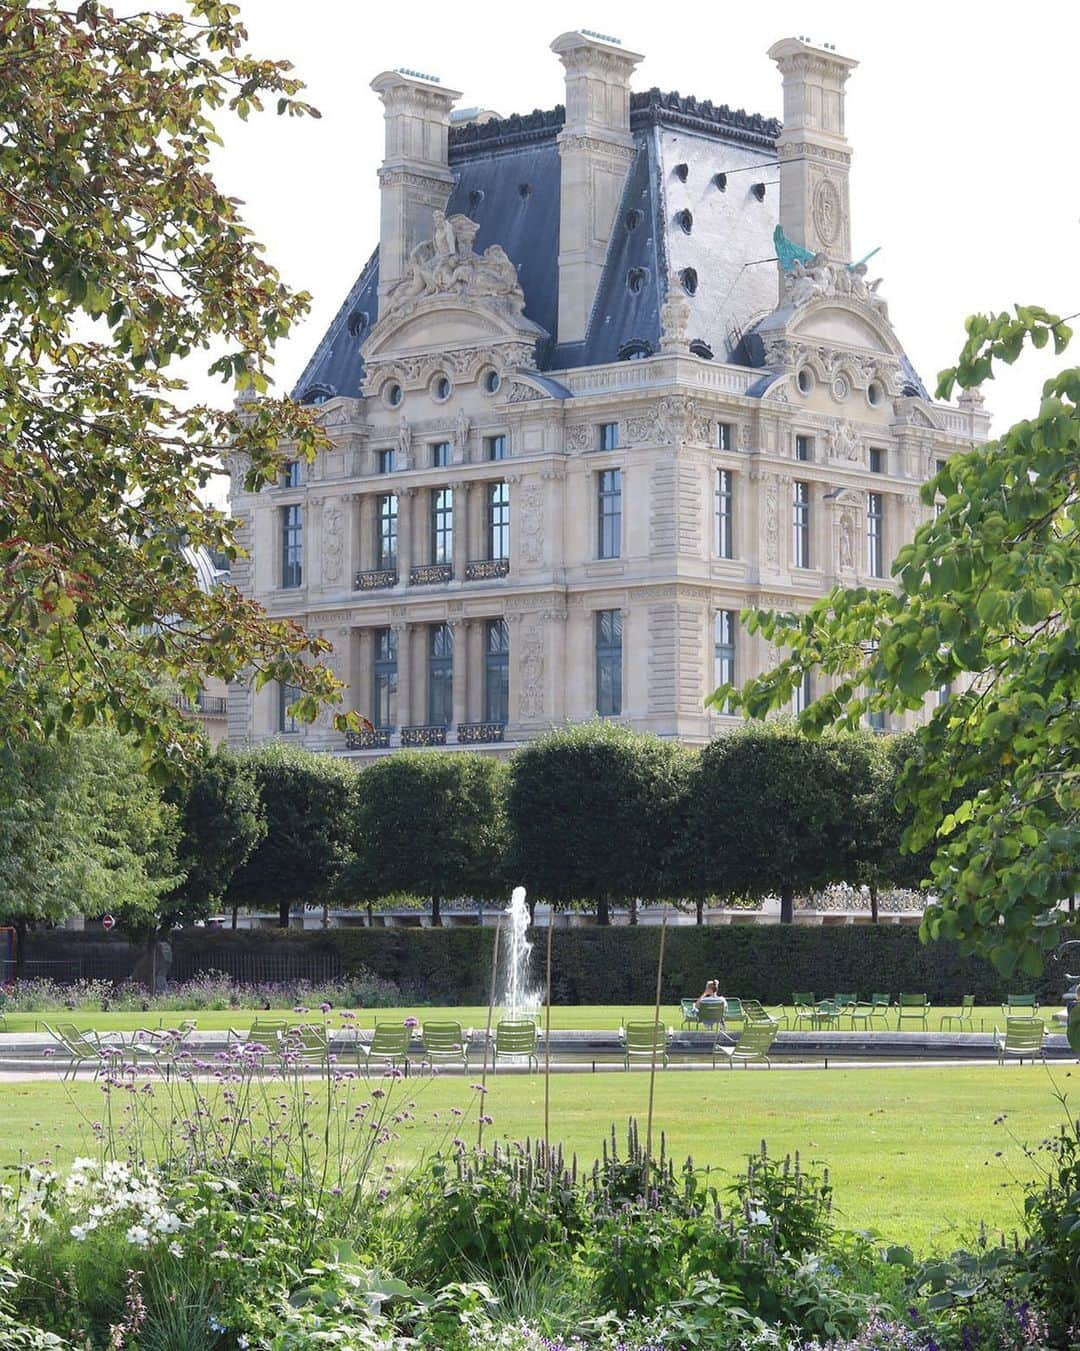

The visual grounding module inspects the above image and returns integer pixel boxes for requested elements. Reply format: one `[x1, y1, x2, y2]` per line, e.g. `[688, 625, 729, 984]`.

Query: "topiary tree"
[684, 722, 878, 924]
[506, 722, 689, 926]
[164, 747, 267, 928]
[337, 751, 508, 927]
[224, 744, 355, 929]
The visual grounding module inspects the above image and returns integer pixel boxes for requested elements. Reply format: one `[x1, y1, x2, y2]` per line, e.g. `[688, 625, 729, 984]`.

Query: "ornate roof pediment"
[361, 211, 546, 367]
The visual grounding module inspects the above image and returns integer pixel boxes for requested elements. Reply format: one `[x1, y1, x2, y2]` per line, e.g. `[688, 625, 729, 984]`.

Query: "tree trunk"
[695, 897, 704, 926]
[527, 897, 536, 926]
[231, 902, 239, 930]
[596, 894, 610, 926]
[431, 895, 442, 927]
[366, 900, 374, 927]
[629, 895, 638, 926]
[780, 884, 794, 925]
[870, 881, 880, 924]
[278, 897, 291, 929]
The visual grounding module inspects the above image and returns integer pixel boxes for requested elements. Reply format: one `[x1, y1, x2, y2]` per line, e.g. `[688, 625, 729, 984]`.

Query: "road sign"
[102, 914, 115, 932]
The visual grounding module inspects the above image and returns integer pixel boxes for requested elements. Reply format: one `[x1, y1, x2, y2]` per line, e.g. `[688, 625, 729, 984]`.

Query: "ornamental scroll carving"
[518, 618, 545, 720]
[518, 484, 544, 566]
[827, 419, 860, 462]
[320, 502, 344, 585]
[383, 211, 526, 318]
[565, 424, 591, 451]
[764, 479, 779, 565]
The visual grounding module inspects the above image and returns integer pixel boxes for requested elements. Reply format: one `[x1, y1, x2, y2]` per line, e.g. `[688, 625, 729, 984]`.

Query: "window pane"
[432, 441, 451, 468]
[867, 492, 884, 577]
[488, 481, 510, 560]
[281, 505, 303, 588]
[278, 681, 301, 733]
[715, 469, 733, 558]
[713, 610, 736, 710]
[595, 609, 623, 716]
[792, 481, 810, 569]
[377, 494, 398, 569]
[792, 670, 812, 716]
[717, 422, 732, 452]
[484, 618, 509, 723]
[372, 627, 397, 729]
[486, 434, 507, 461]
[431, 487, 454, 565]
[427, 623, 453, 726]
[599, 423, 619, 451]
[378, 449, 395, 474]
[597, 468, 622, 559]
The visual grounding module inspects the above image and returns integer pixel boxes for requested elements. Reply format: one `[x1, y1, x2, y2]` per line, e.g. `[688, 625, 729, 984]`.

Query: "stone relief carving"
[785, 253, 888, 319]
[396, 415, 412, 469]
[518, 484, 544, 566]
[565, 424, 591, 451]
[508, 380, 545, 403]
[739, 422, 753, 451]
[659, 274, 691, 352]
[313, 631, 346, 730]
[518, 619, 545, 720]
[320, 503, 343, 586]
[827, 419, 860, 462]
[812, 176, 842, 248]
[452, 409, 470, 463]
[625, 397, 692, 447]
[838, 512, 855, 570]
[764, 479, 779, 565]
[383, 211, 526, 318]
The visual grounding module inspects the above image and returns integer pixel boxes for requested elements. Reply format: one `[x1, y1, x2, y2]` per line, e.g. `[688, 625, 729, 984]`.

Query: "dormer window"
[617, 340, 652, 361]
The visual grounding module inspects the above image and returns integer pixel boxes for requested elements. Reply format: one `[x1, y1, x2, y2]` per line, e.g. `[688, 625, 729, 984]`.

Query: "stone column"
[356, 628, 375, 722]
[413, 487, 429, 569]
[470, 479, 488, 561]
[411, 625, 427, 726]
[452, 482, 470, 579]
[467, 616, 485, 721]
[506, 612, 523, 734]
[451, 618, 468, 733]
[393, 622, 411, 728]
[397, 488, 415, 581]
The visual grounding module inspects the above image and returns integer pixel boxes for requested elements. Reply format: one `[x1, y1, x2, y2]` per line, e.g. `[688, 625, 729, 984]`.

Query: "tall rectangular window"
[431, 487, 454, 565]
[792, 670, 812, 717]
[869, 446, 885, 474]
[488, 481, 510, 560]
[432, 441, 451, 468]
[277, 681, 301, 733]
[595, 609, 623, 716]
[376, 494, 398, 570]
[486, 434, 507, 462]
[281, 460, 301, 488]
[867, 641, 885, 731]
[713, 610, 736, 707]
[867, 492, 884, 577]
[427, 623, 453, 727]
[599, 422, 619, 452]
[714, 469, 733, 558]
[281, 505, 303, 588]
[792, 481, 810, 568]
[484, 618, 509, 724]
[717, 422, 733, 452]
[377, 449, 395, 474]
[795, 435, 811, 463]
[372, 628, 397, 729]
[597, 468, 622, 559]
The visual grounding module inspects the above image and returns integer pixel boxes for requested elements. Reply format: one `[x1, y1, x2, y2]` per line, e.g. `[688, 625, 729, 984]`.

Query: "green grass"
[0, 1063, 1072, 1251]
[0, 1004, 1039, 1035]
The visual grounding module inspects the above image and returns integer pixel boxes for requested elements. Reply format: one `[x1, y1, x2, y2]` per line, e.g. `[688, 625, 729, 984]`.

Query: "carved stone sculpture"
[383, 211, 527, 317]
[659, 274, 691, 352]
[839, 512, 854, 570]
[827, 419, 860, 462]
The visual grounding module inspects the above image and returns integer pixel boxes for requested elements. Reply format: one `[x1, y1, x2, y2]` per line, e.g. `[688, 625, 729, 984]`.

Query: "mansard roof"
[292, 89, 787, 404]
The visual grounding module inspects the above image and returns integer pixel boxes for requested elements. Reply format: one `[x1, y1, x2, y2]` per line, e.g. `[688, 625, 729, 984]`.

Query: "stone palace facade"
[226, 31, 989, 756]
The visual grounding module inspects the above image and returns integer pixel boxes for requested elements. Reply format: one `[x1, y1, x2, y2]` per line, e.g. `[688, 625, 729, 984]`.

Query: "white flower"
[154, 1211, 182, 1234]
[126, 1224, 150, 1248]
[168, 1241, 183, 1259]
[70, 1224, 88, 1241]
[748, 1206, 770, 1226]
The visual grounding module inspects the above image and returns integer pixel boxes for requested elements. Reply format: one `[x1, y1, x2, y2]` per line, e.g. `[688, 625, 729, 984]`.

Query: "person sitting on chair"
[694, 980, 727, 1020]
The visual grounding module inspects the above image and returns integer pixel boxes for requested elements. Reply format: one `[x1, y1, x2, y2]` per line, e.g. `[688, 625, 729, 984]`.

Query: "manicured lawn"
[0, 1003, 1037, 1035]
[0, 1063, 1071, 1250]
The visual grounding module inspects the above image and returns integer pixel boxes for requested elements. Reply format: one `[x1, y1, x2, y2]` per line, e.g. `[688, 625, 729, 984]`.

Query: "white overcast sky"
[195, 0, 1079, 483]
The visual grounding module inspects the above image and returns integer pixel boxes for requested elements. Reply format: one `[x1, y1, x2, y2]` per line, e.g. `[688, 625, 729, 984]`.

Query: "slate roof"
[292, 90, 795, 403]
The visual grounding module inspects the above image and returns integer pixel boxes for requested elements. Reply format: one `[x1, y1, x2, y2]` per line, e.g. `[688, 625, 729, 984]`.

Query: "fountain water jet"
[498, 885, 543, 1021]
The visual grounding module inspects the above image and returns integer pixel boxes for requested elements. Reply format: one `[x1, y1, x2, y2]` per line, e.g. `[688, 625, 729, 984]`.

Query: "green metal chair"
[896, 994, 929, 1030]
[43, 1022, 117, 1080]
[868, 993, 893, 1026]
[994, 1017, 1046, 1065]
[722, 997, 747, 1032]
[942, 995, 976, 1031]
[847, 997, 876, 1030]
[421, 1020, 469, 1073]
[228, 1018, 288, 1054]
[696, 998, 727, 1032]
[621, 1021, 670, 1070]
[713, 1020, 778, 1069]
[680, 998, 702, 1029]
[834, 993, 858, 1011]
[358, 1022, 411, 1075]
[812, 999, 842, 1030]
[281, 1023, 331, 1071]
[1002, 993, 1039, 1018]
[740, 999, 780, 1027]
[792, 993, 818, 1029]
[492, 1019, 539, 1073]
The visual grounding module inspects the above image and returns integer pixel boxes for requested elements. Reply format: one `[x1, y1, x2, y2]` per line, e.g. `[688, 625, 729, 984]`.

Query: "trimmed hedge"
[158, 924, 1078, 1006]
[22, 924, 1078, 1005]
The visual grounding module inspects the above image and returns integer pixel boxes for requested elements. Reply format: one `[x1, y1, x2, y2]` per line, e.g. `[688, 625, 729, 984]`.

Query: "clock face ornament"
[813, 177, 842, 249]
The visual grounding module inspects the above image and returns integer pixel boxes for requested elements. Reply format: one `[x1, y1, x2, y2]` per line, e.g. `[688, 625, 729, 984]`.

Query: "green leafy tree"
[163, 747, 266, 927]
[715, 305, 1078, 978]
[683, 722, 877, 924]
[338, 752, 508, 927]
[224, 744, 355, 929]
[0, 729, 180, 967]
[0, 1, 351, 771]
[507, 722, 689, 926]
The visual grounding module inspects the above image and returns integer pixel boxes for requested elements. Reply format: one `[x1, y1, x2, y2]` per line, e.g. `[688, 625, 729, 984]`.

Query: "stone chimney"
[370, 69, 462, 303]
[767, 38, 858, 261]
[550, 31, 643, 344]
